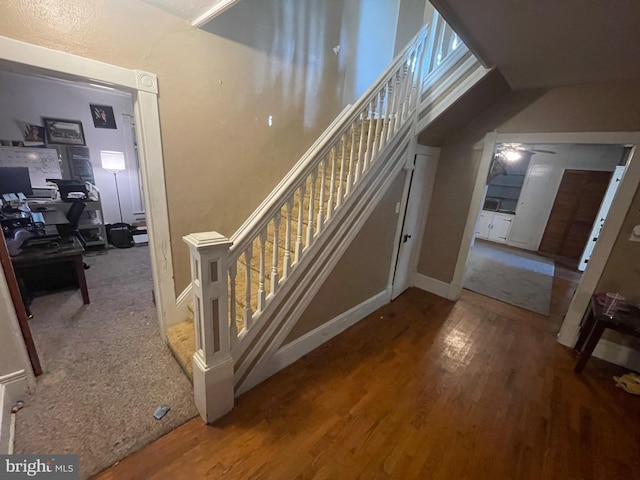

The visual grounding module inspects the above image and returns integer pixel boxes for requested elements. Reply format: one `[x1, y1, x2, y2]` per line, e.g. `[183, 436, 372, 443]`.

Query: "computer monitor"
[0, 167, 33, 196]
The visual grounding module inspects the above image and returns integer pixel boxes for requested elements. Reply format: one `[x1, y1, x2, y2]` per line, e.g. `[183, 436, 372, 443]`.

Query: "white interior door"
[507, 163, 559, 250]
[391, 151, 438, 299]
[578, 165, 626, 271]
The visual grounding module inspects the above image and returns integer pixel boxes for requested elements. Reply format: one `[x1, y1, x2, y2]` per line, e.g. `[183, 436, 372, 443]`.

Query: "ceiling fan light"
[504, 150, 522, 162]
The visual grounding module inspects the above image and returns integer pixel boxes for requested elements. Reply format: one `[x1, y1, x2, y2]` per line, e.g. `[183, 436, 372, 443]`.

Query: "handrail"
[229, 24, 429, 255]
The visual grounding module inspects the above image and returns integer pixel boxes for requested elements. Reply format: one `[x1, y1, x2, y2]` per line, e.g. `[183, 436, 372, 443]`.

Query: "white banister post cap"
[183, 232, 232, 251]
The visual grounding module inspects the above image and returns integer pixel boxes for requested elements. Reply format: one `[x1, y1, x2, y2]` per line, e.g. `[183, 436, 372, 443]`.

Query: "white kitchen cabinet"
[476, 212, 492, 238]
[475, 210, 514, 244]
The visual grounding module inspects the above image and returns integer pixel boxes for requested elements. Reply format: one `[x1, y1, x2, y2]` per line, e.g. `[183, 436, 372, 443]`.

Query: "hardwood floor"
[94, 288, 640, 480]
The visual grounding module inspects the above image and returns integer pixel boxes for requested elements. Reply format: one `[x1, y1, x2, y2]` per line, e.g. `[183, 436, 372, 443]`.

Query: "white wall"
[508, 144, 624, 250]
[0, 70, 142, 224]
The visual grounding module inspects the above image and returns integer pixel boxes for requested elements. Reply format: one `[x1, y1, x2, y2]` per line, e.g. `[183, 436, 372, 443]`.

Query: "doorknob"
[403, 234, 412, 243]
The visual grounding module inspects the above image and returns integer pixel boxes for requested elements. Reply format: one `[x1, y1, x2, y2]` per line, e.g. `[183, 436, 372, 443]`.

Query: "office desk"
[12, 236, 90, 305]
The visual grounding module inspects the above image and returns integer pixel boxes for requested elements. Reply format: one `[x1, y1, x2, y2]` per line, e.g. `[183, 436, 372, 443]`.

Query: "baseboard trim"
[413, 273, 455, 300]
[593, 339, 640, 372]
[173, 283, 193, 327]
[238, 290, 391, 395]
[0, 370, 27, 454]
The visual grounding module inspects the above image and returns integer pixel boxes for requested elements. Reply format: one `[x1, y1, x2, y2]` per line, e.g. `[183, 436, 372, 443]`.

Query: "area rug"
[463, 241, 555, 315]
[13, 246, 198, 479]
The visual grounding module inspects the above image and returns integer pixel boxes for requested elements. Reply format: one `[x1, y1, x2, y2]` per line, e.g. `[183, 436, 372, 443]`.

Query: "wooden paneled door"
[539, 169, 612, 260]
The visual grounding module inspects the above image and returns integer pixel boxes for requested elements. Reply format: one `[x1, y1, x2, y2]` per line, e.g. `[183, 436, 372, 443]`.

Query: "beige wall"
[0, 0, 418, 294]
[284, 170, 406, 343]
[597, 185, 640, 304]
[596, 185, 640, 349]
[417, 80, 640, 283]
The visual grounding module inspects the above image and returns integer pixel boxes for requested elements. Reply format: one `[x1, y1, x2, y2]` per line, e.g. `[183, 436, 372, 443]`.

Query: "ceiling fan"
[495, 143, 556, 161]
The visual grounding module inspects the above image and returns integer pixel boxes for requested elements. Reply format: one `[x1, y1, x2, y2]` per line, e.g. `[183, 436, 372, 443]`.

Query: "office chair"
[57, 201, 90, 269]
[56, 201, 86, 245]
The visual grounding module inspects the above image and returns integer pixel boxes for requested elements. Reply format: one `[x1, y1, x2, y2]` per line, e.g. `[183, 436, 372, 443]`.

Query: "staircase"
[168, 11, 492, 423]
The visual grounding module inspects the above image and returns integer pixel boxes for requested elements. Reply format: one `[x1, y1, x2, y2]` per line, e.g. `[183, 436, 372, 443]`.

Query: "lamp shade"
[100, 150, 126, 171]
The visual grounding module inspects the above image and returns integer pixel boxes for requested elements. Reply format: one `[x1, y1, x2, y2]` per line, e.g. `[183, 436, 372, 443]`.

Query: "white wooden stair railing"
[183, 14, 491, 423]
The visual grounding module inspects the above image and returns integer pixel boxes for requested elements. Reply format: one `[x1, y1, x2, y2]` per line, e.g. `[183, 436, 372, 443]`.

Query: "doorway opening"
[462, 142, 630, 321]
[0, 46, 191, 476]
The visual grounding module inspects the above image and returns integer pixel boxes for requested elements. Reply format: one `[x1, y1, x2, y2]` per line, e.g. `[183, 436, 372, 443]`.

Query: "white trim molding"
[0, 35, 177, 339]
[242, 289, 391, 396]
[449, 131, 640, 363]
[413, 273, 457, 300]
[191, 0, 242, 28]
[0, 370, 28, 454]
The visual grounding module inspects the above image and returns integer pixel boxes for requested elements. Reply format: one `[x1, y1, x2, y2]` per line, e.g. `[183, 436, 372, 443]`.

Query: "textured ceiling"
[431, 0, 640, 89]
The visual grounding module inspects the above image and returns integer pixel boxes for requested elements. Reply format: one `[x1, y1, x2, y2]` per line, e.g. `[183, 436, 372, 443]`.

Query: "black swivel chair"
[57, 201, 90, 269]
[56, 201, 86, 246]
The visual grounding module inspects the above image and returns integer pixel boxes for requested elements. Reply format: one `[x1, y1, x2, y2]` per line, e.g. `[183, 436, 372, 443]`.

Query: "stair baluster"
[371, 89, 385, 162]
[386, 71, 399, 142]
[328, 146, 337, 220]
[337, 133, 347, 208]
[295, 183, 305, 262]
[364, 98, 378, 173]
[258, 229, 267, 312]
[346, 124, 356, 195]
[306, 168, 317, 247]
[229, 261, 237, 344]
[355, 112, 366, 183]
[271, 212, 281, 295]
[283, 199, 293, 278]
[243, 246, 253, 330]
[317, 157, 326, 233]
[377, 81, 391, 153]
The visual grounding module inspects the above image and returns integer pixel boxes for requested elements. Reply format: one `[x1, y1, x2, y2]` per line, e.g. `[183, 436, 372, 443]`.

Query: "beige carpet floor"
[13, 245, 197, 479]
[463, 240, 555, 315]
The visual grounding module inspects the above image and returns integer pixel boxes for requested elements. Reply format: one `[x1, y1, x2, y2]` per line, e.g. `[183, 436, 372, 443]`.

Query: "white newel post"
[183, 232, 234, 424]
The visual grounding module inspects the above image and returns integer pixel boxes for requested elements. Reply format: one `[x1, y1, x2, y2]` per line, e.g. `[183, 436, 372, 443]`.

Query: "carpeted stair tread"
[166, 320, 195, 379]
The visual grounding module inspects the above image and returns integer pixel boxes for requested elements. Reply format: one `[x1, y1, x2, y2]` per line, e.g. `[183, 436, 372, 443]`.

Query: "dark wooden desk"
[12, 236, 90, 305]
[574, 295, 640, 373]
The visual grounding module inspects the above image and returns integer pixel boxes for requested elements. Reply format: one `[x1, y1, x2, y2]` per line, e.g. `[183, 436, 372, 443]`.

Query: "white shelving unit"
[28, 184, 109, 249]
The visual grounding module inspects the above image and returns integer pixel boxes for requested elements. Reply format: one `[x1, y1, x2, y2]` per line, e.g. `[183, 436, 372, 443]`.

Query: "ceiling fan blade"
[525, 148, 556, 154]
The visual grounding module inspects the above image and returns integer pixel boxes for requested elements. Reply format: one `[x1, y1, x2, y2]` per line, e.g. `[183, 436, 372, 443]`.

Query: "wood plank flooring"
[94, 288, 640, 480]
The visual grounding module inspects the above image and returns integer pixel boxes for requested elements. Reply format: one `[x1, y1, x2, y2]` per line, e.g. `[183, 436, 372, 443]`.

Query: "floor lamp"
[100, 150, 126, 224]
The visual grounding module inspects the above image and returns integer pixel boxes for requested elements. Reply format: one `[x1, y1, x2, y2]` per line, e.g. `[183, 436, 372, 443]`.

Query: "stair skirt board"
[413, 273, 457, 301]
[240, 289, 391, 395]
[0, 370, 28, 454]
[233, 134, 412, 393]
[174, 282, 194, 329]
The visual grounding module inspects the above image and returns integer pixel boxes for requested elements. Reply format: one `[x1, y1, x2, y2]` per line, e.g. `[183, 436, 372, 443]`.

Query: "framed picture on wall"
[90, 104, 117, 129]
[43, 118, 86, 146]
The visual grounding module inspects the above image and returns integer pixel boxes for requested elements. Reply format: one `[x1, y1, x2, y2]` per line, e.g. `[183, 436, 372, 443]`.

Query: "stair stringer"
[234, 128, 413, 394]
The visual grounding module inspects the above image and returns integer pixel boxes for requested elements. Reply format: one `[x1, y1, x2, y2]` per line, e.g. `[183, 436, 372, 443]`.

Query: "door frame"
[0, 37, 176, 364]
[390, 145, 440, 298]
[449, 131, 640, 348]
[578, 165, 626, 271]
